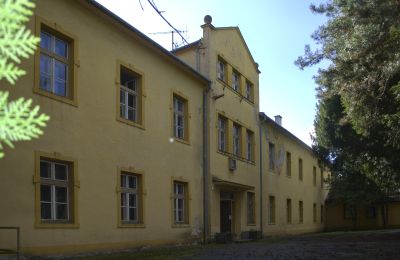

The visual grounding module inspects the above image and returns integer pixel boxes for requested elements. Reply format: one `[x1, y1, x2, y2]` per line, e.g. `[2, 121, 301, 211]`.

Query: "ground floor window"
[247, 192, 255, 225]
[173, 181, 189, 224]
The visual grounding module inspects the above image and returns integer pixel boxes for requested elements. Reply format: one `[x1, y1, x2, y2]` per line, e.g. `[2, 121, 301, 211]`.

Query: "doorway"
[220, 192, 234, 233]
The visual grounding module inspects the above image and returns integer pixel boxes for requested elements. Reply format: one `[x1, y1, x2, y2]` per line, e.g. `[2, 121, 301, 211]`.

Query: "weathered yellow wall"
[0, 0, 206, 253]
[261, 121, 328, 235]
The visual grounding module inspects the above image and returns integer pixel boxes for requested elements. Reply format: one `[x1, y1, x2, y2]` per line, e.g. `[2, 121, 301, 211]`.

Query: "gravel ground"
[1, 229, 400, 259]
[182, 229, 400, 260]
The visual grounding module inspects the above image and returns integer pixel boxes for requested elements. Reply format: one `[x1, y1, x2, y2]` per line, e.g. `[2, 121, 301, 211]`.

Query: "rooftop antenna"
[148, 29, 187, 50]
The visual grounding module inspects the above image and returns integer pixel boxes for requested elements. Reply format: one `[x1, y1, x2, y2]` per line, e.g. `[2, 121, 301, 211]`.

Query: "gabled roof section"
[172, 39, 201, 53]
[84, 0, 210, 85]
[214, 26, 260, 74]
[259, 112, 314, 154]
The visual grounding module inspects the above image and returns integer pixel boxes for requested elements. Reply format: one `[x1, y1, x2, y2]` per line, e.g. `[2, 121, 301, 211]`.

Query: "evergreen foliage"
[297, 0, 400, 213]
[0, 0, 49, 158]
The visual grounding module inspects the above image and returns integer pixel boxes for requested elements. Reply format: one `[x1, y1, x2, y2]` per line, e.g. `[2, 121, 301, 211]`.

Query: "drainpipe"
[259, 118, 263, 236]
[203, 83, 211, 243]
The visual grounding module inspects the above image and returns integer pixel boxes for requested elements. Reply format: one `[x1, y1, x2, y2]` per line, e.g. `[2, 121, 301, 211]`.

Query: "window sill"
[216, 150, 255, 165]
[118, 223, 145, 228]
[35, 222, 80, 229]
[117, 117, 145, 130]
[172, 223, 190, 228]
[216, 79, 255, 106]
[33, 88, 77, 107]
[173, 137, 190, 146]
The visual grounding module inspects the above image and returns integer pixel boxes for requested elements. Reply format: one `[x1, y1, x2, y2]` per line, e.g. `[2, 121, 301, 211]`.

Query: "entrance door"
[220, 200, 232, 233]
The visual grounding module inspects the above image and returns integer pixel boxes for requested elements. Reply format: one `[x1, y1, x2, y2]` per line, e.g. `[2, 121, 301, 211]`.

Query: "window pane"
[56, 203, 68, 220]
[121, 207, 127, 221]
[55, 61, 67, 81]
[40, 32, 52, 50]
[121, 175, 126, 188]
[120, 104, 126, 118]
[121, 193, 126, 206]
[55, 186, 68, 203]
[120, 90, 126, 104]
[40, 161, 51, 178]
[55, 79, 67, 97]
[129, 207, 137, 221]
[40, 185, 52, 202]
[128, 176, 137, 189]
[54, 164, 67, 180]
[129, 194, 136, 207]
[127, 93, 136, 108]
[40, 75, 52, 92]
[41, 202, 52, 220]
[55, 38, 68, 58]
[40, 54, 52, 74]
[127, 108, 135, 121]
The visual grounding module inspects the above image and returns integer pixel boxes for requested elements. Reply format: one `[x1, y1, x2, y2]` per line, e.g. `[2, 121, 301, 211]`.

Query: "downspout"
[259, 118, 263, 236]
[203, 83, 211, 243]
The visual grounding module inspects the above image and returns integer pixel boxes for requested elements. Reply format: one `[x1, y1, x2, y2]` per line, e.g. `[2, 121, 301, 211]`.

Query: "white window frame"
[120, 77, 138, 122]
[174, 182, 186, 224]
[40, 160, 70, 222]
[39, 31, 69, 97]
[217, 59, 225, 81]
[173, 96, 185, 139]
[232, 71, 240, 91]
[120, 173, 139, 223]
[246, 130, 253, 161]
[245, 81, 252, 100]
[218, 116, 227, 152]
[233, 124, 241, 156]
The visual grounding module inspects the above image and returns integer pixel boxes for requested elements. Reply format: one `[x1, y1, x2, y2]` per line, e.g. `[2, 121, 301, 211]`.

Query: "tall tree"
[296, 0, 400, 218]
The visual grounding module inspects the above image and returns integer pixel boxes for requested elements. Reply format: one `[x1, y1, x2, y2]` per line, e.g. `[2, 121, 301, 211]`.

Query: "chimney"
[274, 115, 282, 126]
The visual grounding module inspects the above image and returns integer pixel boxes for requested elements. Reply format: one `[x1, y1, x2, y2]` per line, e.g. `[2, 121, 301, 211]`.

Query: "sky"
[96, 0, 328, 146]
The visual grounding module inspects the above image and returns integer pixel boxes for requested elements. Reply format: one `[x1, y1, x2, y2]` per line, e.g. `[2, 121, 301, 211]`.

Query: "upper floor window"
[245, 80, 253, 101]
[320, 169, 324, 188]
[173, 95, 188, 141]
[286, 152, 292, 177]
[40, 31, 70, 98]
[298, 158, 303, 181]
[232, 70, 240, 92]
[218, 115, 228, 152]
[119, 66, 142, 125]
[217, 58, 226, 82]
[313, 166, 317, 186]
[233, 123, 241, 157]
[246, 130, 254, 161]
[269, 142, 275, 171]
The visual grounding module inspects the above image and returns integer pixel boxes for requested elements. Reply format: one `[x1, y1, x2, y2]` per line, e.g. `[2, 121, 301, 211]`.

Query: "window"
[366, 206, 376, 219]
[173, 94, 188, 141]
[217, 58, 226, 82]
[246, 130, 254, 161]
[35, 152, 78, 228]
[269, 196, 275, 224]
[320, 169, 324, 188]
[269, 142, 275, 171]
[344, 204, 356, 219]
[233, 123, 241, 157]
[245, 80, 253, 101]
[120, 172, 143, 224]
[218, 115, 228, 152]
[173, 181, 188, 224]
[287, 198, 292, 224]
[313, 203, 317, 223]
[232, 70, 240, 92]
[298, 158, 303, 181]
[299, 201, 303, 223]
[247, 192, 255, 225]
[119, 66, 142, 124]
[321, 205, 324, 223]
[313, 166, 317, 186]
[36, 23, 77, 104]
[286, 152, 291, 177]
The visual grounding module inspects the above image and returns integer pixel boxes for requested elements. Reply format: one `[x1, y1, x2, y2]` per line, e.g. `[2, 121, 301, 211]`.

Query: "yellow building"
[1, 0, 329, 255]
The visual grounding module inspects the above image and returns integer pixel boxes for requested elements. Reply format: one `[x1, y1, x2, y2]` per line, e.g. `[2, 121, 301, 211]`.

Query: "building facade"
[1, 0, 328, 254]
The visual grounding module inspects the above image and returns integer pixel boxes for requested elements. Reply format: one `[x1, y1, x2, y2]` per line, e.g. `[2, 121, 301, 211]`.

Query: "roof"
[172, 40, 201, 53]
[85, 0, 210, 85]
[259, 112, 314, 154]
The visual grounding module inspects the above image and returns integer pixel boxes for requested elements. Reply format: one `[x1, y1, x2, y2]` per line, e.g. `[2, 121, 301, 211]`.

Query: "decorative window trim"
[171, 177, 190, 227]
[34, 151, 79, 229]
[116, 167, 145, 228]
[171, 91, 190, 144]
[34, 15, 79, 107]
[116, 61, 146, 129]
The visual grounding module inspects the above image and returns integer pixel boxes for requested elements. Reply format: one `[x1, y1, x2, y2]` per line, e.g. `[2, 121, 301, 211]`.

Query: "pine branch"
[0, 59, 26, 84]
[0, 91, 50, 158]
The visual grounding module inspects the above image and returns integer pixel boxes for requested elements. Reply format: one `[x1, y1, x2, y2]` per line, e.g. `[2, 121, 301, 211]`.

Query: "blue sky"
[96, 0, 327, 146]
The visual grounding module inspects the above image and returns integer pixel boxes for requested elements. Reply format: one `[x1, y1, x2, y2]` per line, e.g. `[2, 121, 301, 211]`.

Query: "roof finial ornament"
[204, 15, 212, 25]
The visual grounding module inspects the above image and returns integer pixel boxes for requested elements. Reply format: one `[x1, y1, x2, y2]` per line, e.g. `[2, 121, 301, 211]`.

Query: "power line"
[146, 0, 189, 47]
